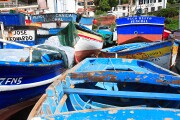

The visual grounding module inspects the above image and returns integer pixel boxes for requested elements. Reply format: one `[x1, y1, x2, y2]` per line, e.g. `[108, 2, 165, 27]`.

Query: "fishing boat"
[0, 13, 103, 63]
[46, 21, 104, 63]
[0, 25, 51, 49]
[30, 13, 94, 30]
[28, 58, 180, 119]
[116, 16, 165, 44]
[79, 16, 94, 30]
[99, 40, 179, 69]
[30, 13, 77, 29]
[0, 39, 74, 119]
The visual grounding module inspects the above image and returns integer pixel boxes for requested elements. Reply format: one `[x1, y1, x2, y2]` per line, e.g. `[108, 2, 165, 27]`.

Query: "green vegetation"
[110, 23, 116, 31]
[94, 0, 119, 14]
[165, 18, 179, 30]
[148, 6, 179, 30]
[155, 8, 178, 18]
[94, 0, 180, 31]
[167, 0, 180, 4]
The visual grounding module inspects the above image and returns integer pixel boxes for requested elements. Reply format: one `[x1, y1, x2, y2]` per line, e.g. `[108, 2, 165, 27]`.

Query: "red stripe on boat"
[78, 34, 103, 43]
[117, 34, 163, 44]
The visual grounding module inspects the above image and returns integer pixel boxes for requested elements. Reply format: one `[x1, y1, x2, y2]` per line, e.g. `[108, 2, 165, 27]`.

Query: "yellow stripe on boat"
[119, 46, 171, 59]
[77, 30, 104, 42]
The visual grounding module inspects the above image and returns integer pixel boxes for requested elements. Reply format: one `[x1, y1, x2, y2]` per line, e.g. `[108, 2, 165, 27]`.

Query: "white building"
[111, 0, 167, 17]
[43, 0, 78, 13]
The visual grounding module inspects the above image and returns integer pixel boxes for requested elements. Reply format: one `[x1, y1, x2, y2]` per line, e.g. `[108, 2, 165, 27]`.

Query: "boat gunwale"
[101, 40, 173, 54]
[0, 60, 64, 67]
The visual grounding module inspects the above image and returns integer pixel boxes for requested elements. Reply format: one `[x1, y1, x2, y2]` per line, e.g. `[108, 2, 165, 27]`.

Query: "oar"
[0, 38, 58, 63]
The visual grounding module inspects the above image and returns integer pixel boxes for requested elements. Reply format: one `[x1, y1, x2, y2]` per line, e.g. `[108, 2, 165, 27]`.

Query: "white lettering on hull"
[127, 17, 152, 23]
[0, 77, 22, 85]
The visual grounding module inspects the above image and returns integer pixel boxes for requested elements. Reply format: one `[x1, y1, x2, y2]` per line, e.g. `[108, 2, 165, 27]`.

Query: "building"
[111, 0, 167, 17]
[76, 0, 95, 16]
[44, 0, 77, 13]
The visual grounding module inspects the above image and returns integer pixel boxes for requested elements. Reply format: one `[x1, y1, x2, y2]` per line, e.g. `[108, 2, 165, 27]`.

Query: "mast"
[15, 0, 18, 7]
[84, 0, 88, 16]
[179, 2, 180, 29]
[119, 0, 121, 5]
[129, 0, 132, 16]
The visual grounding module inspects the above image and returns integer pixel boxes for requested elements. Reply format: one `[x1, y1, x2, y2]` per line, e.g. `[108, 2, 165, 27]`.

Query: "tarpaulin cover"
[97, 30, 113, 47]
[25, 44, 75, 68]
[57, 21, 79, 47]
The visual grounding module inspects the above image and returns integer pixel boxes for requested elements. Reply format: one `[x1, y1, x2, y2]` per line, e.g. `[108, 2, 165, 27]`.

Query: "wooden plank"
[64, 88, 180, 101]
[67, 71, 180, 86]
[54, 94, 67, 114]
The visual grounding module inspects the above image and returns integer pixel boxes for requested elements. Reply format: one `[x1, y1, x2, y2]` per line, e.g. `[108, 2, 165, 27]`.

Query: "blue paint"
[116, 16, 165, 43]
[0, 84, 49, 109]
[64, 88, 180, 100]
[74, 58, 176, 75]
[79, 17, 94, 25]
[30, 13, 77, 23]
[116, 16, 165, 25]
[42, 107, 180, 120]
[68, 71, 180, 86]
[0, 59, 66, 110]
[0, 13, 25, 26]
[49, 28, 62, 34]
[101, 40, 172, 54]
[0, 46, 69, 111]
[3, 41, 36, 49]
[117, 25, 164, 34]
[100, 40, 176, 69]
[30, 58, 180, 119]
[0, 60, 64, 84]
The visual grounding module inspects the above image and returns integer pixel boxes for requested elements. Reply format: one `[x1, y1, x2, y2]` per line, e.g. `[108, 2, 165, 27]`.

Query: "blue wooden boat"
[116, 16, 165, 44]
[28, 58, 180, 120]
[79, 16, 94, 30]
[0, 25, 59, 49]
[0, 40, 74, 119]
[99, 40, 179, 69]
[30, 13, 77, 28]
[30, 13, 94, 30]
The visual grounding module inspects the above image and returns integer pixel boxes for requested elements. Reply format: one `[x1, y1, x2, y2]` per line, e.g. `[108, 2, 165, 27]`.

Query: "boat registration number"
[0, 77, 22, 85]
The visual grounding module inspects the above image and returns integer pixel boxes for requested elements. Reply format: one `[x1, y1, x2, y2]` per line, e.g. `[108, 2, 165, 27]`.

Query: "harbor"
[0, 0, 180, 120]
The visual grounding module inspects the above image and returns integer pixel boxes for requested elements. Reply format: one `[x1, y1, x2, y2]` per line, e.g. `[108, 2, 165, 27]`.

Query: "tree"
[108, 0, 118, 8]
[94, 0, 100, 6]
[121, 0, 129, 4]
[155, 7, 178, 18]
[167, 0, 180, 4]
[99, 0, 111, 11]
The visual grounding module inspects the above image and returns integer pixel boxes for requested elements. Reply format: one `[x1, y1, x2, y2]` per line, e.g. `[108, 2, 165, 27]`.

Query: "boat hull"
[0, 87, 47, 120]
[28, 58, 180, 120]
[116, 16, 165, 44]
[171, 41, 179, 68]
[100, 41, 176, 69]
[117, 34, 163, 44]
[32, 107, 180, 120]
[0, 95, 40, 120]
[0, 26, 51, 49]
[74, 29, 103, 63]
[0, 60, 66, 116]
